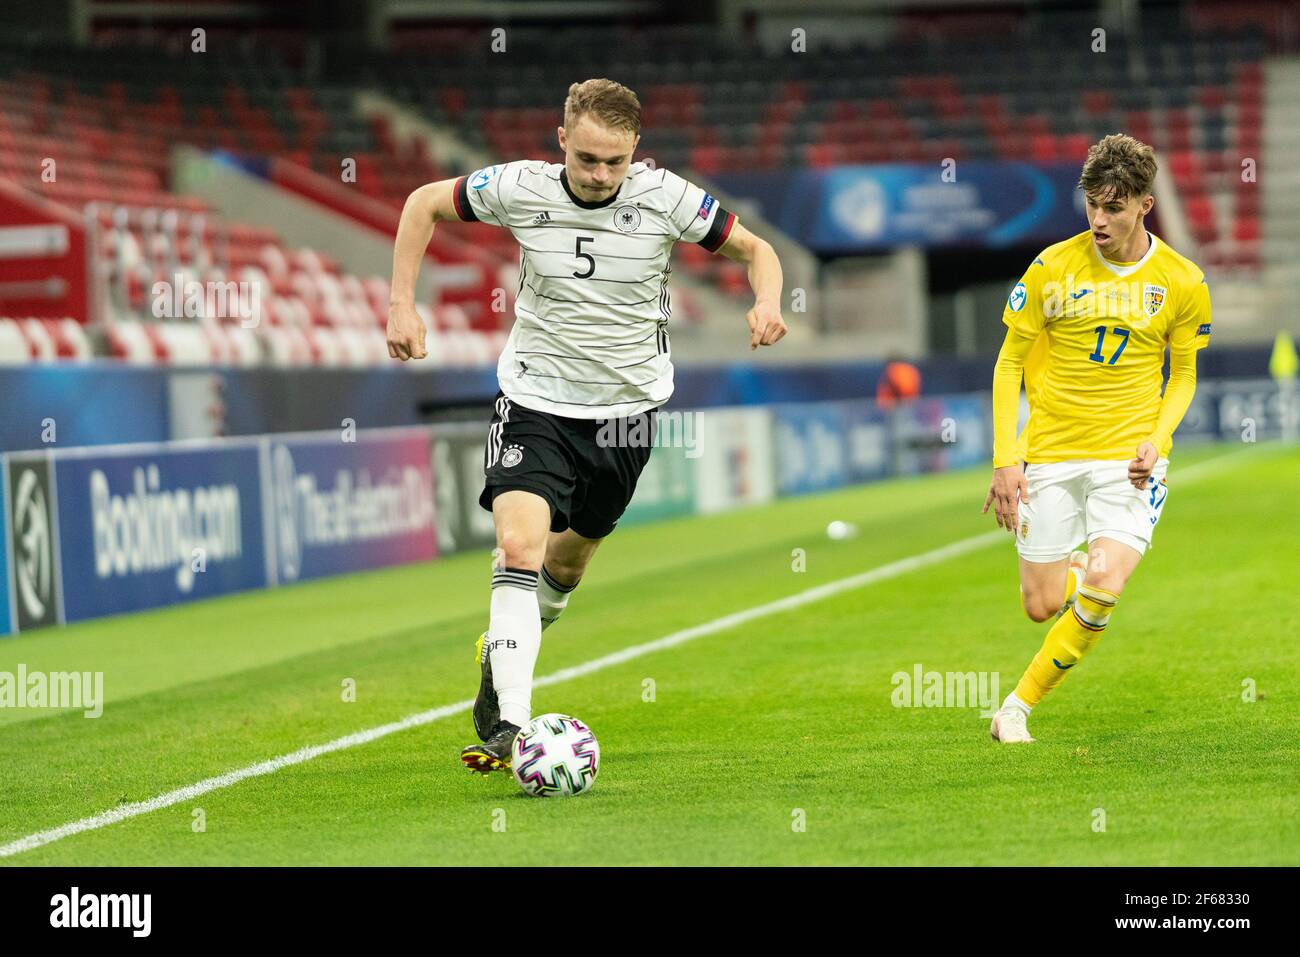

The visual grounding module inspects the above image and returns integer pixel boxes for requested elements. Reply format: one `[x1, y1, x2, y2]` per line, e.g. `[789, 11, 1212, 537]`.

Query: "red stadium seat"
[1183, 195, 1217, 244]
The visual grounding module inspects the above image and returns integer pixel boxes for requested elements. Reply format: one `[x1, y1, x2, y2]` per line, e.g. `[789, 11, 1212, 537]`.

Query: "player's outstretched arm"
[716, 221, 787, 350]
[388, 178, 459, 361]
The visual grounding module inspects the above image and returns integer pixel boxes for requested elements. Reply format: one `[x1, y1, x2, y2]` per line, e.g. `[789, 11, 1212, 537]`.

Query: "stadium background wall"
[0, 346, 1275, 453]
[0, 380, 1288, 636]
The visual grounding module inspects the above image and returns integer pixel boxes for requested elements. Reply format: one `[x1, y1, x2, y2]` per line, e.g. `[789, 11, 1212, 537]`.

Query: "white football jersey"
[453, 159, 737, 419]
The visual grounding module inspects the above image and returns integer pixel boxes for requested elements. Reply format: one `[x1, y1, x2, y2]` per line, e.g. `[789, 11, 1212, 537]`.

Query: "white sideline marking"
[0, 445, 1261, 858]
[0, 701, 474, 859]
[0, 532, 1002, 858]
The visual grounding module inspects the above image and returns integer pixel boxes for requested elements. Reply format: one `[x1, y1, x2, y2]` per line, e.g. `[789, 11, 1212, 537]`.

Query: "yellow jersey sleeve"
[1150, 348, 1198, 455]
[993, 255, 1051, 467]
[1168, 274, 1212, 354]
[1001, 255, 1050, 338]
[992, 325, 1041, 468]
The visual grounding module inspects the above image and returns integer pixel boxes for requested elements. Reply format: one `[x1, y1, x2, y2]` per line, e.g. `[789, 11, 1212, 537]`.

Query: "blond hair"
[563, 78, 641, 135]
[1078, 134, 1158, 202]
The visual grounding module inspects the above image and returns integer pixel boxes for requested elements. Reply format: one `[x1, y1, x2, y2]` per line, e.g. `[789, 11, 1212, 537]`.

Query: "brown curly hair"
[1078, 133, 1158, 203]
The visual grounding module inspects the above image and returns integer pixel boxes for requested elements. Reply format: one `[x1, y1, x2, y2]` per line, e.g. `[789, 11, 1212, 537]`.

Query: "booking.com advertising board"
[54, 444, 268, 623]
[713, 162, 1096, 254]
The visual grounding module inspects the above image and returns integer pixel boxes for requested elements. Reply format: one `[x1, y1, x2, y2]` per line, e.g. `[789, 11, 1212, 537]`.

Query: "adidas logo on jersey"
[532, 211, 552, 226]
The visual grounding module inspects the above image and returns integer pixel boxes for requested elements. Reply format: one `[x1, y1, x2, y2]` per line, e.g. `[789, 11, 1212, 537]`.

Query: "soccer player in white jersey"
[387, 79, 787, 772]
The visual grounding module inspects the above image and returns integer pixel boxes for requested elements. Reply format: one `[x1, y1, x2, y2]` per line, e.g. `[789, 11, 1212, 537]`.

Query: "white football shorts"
[1015, 458, 1170, 563]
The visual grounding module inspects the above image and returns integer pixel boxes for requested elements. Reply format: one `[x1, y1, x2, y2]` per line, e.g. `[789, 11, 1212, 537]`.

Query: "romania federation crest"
[1143, 283, 1167, 317]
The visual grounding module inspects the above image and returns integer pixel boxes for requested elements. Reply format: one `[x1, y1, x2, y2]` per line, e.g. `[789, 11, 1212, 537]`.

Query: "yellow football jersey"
[1002, 230, 1211, 462]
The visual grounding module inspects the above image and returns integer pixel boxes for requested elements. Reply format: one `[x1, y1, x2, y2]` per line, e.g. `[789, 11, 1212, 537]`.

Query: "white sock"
[488, 567, 541, 728]
[538, 565, 578, 632]
[1002, 691, 1032, 716]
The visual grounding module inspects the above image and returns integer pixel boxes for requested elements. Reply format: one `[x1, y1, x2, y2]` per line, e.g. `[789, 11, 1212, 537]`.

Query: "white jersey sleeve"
[452, 160, 535, 227]
[660, 168, 737, 251]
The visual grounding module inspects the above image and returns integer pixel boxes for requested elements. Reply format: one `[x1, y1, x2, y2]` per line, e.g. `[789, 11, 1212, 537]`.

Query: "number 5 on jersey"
[573, 236, 596, 279]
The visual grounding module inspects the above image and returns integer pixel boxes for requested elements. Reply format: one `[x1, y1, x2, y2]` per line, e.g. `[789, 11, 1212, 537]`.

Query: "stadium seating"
[0, 13, 1272, 367]
[0, 70, 509, 366]
[0, 42, 756, 319]
[0, 317, 92, 362]
[372, 18, 1264, 273]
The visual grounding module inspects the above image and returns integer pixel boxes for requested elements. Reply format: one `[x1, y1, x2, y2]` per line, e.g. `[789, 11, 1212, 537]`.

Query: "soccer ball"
[511, 713, 600, 798]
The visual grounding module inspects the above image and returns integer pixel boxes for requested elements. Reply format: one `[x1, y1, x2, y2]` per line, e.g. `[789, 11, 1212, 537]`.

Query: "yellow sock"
[1014, 584, 1118, 707]
[1063, 565, 1082, 607]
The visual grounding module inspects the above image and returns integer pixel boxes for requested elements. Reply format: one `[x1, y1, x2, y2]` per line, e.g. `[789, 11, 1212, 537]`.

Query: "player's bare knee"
[1019, 585, 1052, 622]
[1023, 594, 1057, 622]
[495, 528, 545, 571]
[1083, 569, 1125, 596]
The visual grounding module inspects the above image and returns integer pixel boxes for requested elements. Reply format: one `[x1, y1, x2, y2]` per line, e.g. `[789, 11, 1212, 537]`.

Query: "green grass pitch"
[1, 442, 1296, 865]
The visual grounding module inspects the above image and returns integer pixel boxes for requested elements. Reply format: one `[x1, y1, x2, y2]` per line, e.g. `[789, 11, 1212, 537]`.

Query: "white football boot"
[990, 706, 1036, 743]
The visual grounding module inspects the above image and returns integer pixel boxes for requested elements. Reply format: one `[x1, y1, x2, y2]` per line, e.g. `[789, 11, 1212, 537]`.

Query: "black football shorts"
[478, 391, 658, 539]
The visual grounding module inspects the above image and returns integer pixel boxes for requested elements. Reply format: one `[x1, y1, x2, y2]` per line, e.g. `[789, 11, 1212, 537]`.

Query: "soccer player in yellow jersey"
[982, 134, 1211, 742]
